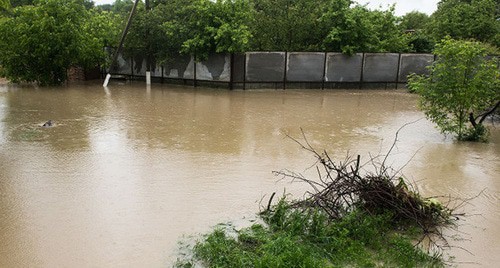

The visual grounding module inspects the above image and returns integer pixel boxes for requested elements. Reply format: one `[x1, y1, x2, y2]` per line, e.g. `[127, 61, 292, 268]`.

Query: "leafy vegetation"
[0, 0, 119, 85]
[176, 143, 457, 267]
[322, 4, 410, 54]
[109, 0, 498, 61]
[399, 11, 435, 53]
[176, 200, 445, 268]
[408, 38, 499, 141]
[159, 0, 253, 61]
[427, 0, 499, 47]
[0, 0, 498, 85]
[250, 0, 330, 52]
[0, 0, 9, 10]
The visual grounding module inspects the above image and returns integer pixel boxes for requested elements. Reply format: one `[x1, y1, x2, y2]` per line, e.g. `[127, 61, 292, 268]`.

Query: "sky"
[356, 0, 439, 16]
[92, 0, 440, 17]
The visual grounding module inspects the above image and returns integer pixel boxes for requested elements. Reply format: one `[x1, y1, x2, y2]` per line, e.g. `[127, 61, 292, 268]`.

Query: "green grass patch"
[175, 199, 444, 268]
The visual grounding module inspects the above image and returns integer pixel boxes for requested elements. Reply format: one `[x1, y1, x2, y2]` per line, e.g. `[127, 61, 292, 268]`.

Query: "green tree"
[428, 0, 499, 47]
[111, 0, 135, 14]
[405, 30, 435, 53]
[251, 0, 329, 51]
[122, 0, 165, 70]
[143, 0, 186, 63]
[399, 11, 430, 31]
[322, 4, 409, 54]
[82, 7, 122, 68]
[0, 0, 117, 85]
[408, 38, 500, 141]
[160, 0, 253, 60]
[398, 11, 434, 53]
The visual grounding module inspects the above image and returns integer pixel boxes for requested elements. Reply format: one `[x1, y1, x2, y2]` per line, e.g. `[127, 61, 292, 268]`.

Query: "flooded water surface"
[0, 82, 498, 267]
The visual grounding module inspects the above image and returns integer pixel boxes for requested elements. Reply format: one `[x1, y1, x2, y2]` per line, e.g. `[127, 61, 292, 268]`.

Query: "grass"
[175, 199, 444, 268]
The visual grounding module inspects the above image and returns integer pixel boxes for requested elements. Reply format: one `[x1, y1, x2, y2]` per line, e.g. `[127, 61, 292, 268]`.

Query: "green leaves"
[322, 3, 410, 54]
[156, 0, 252, 61]
[251, 0, 331, 52]
[428, 0, 499, 47]
[408, 38, 499, 141]
[0, 0, 118, 85]
[0, 0, 10, 12]
[179, 201, 445, 267]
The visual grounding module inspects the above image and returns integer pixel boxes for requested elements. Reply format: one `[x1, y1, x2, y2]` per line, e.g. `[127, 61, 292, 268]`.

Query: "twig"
[266, 192, 276, 212]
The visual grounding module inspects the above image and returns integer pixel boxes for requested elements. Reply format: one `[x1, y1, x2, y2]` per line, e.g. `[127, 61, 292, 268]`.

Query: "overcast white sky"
[356, 0, 439, 16]
[92, 0, 440, 16]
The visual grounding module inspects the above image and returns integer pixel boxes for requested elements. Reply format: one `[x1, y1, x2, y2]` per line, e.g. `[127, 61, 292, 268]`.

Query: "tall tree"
[251, 0, 330, 51]
[399, 11, 434, 52]
[322, 4, 409, 54]
[0, 0, 10, 9]
[0, 0, 118, 85]
[399, 11, 430, 31]
[111, 0, 135, 14]
[159, 0, 253, 60]
[428, 0, 499, 47]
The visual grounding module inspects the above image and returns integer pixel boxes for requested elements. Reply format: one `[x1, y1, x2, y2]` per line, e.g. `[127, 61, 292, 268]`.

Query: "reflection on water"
[0, 81, 498, 267]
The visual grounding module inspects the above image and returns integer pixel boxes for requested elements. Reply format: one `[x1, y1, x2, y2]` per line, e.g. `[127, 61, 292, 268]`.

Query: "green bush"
[408, 38, 499, 141]
[0, 0, 117, 85]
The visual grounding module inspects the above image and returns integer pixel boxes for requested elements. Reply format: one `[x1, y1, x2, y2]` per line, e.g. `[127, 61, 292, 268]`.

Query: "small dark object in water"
[42, 120, 52, 127]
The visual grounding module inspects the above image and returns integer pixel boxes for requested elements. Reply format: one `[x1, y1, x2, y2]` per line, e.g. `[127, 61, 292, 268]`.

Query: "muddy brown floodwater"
[0, 81, 498, 267]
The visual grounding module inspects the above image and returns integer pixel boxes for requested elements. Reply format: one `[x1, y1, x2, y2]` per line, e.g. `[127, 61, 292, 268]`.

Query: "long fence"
[109, 52, 435, 89]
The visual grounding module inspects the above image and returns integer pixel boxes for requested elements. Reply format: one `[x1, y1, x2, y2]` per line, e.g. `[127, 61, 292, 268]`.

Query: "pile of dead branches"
[272, 128, 460, 237]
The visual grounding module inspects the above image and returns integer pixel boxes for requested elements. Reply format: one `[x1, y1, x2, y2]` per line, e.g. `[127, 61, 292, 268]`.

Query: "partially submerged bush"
[407, 38, 500, 142]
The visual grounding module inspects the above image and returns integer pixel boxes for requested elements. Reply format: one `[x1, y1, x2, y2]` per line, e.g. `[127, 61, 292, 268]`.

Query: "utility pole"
[145, 0, 151, 85]
[103, 0, 141, 87]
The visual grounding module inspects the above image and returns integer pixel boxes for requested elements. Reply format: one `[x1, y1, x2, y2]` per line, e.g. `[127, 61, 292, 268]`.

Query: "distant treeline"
[0, 0, 498, 85]
[100, 0, 498, 62]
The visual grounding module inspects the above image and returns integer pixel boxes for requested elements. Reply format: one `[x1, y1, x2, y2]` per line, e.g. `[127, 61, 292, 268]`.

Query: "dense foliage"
[108, 0, 498, 62]
[428, 0, 499, 47]
[408, 38, 500, 141]
[0, 0, 119, 85]
[0, 0, 498, 85]
[0, 0, 9, 10]
[251, 0, 329, 51]
[399, 11, 435, 53]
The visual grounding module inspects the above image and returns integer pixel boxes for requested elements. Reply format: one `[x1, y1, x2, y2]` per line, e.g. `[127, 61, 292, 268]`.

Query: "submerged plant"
[407, 38, 499, 142]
